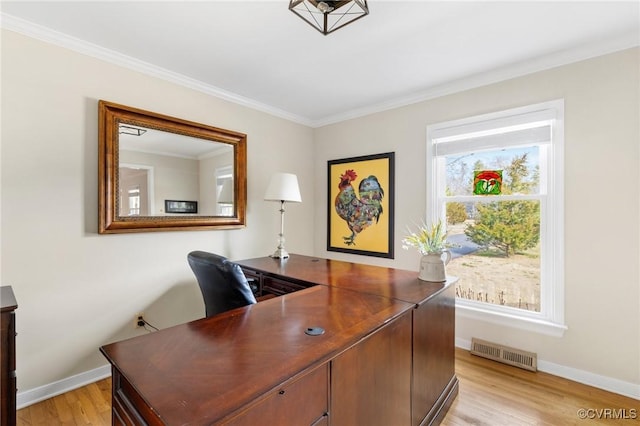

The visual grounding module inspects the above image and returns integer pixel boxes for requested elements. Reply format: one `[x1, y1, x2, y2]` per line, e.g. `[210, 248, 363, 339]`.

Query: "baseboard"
[16, 364, 111, 409]
[455, 338, 640, 400]
[535, 359, 640, 401]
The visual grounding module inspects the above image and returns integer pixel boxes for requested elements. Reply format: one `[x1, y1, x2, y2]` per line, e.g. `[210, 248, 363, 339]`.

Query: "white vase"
[418, 251, 451, 282]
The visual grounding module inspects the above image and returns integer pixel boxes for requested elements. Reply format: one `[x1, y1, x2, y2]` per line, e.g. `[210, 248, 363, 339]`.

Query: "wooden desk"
[100, 255, 458, 426]
[238, 254, 458, 426]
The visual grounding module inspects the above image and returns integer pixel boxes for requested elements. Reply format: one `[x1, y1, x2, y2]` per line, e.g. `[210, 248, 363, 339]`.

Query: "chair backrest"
[187, 251, 257, 317]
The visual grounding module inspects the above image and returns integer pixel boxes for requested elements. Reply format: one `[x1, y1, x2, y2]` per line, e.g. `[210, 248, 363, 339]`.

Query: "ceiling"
[120, 126, 232, 160]
[2, 1, 639, 127]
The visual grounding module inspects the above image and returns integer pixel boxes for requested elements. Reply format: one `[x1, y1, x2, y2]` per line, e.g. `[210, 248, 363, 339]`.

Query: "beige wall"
[313, 48, 640, 389]
[1, 30, 315, 391]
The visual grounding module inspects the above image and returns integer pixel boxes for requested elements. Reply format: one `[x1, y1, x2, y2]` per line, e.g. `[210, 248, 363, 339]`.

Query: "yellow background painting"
[328, 156, 391, 254]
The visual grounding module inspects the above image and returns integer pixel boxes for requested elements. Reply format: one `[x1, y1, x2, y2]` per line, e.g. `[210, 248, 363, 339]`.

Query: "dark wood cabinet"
[412, 284, 457, 426]
[331, 311, 412, 426]
[101, 255, 457, 425]
[1, 286, 18, 426]
[224, 364, 328, 425]
[111, 369, 163, 426]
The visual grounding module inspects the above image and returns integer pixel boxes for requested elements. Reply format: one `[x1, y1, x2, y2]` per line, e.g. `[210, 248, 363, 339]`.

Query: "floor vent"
[470, 338, 537, 372]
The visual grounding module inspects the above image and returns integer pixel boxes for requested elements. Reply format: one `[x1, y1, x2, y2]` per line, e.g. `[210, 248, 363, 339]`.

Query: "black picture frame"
[165, 200, 198, 214]
[327, 152, 395, 258]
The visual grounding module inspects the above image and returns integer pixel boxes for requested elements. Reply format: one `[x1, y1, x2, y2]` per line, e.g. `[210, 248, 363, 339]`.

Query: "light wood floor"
[17, 348, 639, 425]
[442, 349, 638, 426]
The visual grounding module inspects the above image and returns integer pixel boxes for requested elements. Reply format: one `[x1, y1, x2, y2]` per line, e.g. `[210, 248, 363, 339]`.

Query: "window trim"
[426, 99, 566, 337]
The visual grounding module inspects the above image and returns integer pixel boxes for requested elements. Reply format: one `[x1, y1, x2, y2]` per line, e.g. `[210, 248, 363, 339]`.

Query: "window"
[427, 100, 566, 336]
[216, 166, 233, 216]
[128, 187, 141, 216]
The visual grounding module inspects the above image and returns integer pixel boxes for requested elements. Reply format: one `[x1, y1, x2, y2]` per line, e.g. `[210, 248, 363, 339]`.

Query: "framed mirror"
[98, 100, 247, 233]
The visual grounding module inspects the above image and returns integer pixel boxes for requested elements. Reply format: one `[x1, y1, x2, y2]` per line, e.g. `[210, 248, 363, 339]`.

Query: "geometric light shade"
[264, 173, 302, 203]
[289, 0, 369, 35]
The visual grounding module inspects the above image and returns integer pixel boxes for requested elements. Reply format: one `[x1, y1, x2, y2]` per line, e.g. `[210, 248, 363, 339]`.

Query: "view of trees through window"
[443, 146, 541, 312]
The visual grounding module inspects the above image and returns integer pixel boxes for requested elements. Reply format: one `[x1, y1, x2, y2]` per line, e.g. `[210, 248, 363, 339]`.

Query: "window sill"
[456, 300, 568, 337]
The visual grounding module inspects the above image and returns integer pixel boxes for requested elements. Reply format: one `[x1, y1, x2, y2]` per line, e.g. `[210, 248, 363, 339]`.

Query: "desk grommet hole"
[305, 327, 325, 336]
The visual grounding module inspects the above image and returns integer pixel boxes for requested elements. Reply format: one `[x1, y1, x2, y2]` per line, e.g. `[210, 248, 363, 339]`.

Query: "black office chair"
[187, 251, 257, 318]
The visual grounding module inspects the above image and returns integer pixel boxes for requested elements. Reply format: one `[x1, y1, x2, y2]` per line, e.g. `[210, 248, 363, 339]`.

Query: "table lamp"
[264, 173, 302, 259]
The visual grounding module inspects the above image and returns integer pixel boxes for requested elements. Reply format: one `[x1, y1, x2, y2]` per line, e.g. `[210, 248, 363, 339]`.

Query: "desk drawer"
[224, 364, 328, 425]
[112, 369, 162, 426]
[263, 276, 307, 295]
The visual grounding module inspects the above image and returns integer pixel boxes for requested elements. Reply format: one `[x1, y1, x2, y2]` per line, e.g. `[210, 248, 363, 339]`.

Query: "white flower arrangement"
[401, 220, 452, 255]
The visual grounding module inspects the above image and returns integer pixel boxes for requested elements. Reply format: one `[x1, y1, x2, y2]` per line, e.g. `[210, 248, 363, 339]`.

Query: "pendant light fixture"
[289, 0, 369, 35]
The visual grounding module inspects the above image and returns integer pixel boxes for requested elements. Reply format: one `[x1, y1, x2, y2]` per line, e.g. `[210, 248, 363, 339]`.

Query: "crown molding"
[2, 12, 637, 129]
[0, 12, 314, 127]
[311, 30, 640, 128]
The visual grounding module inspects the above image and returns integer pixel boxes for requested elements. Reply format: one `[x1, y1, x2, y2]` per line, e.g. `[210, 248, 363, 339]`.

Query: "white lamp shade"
[264, 173, 302, 202]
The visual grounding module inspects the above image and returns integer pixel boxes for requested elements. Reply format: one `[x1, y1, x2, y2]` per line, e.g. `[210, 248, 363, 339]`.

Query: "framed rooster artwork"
[327, 152, 395, 258]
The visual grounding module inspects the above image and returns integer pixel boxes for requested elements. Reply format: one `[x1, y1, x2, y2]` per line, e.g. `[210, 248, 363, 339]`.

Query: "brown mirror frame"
[98, 100, 247, 233]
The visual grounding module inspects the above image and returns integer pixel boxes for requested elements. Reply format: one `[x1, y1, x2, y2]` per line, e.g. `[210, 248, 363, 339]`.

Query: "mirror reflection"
[118, 125, 234, 217]
[98, 100, 247, 233]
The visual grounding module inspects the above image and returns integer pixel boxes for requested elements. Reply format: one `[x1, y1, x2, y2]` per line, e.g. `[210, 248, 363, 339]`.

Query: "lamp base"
[270, 247, 290, 259]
